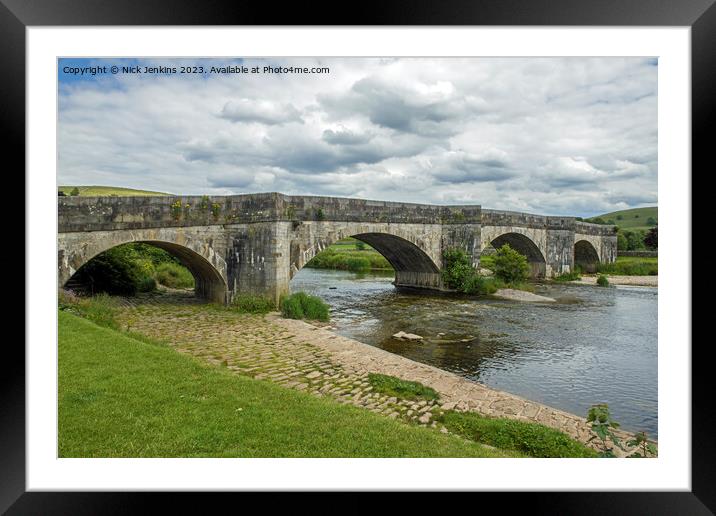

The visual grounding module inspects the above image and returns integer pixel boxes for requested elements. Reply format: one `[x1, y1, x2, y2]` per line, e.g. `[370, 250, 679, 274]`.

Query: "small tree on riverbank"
[492, 244, 529, 284]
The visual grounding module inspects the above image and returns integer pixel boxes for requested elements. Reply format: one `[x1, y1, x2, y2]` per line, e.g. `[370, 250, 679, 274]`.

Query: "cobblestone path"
[115, 292, 643, 456]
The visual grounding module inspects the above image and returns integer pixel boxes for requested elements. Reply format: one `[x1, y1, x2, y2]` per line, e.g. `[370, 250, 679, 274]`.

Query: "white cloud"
[58, 57, 657, 217]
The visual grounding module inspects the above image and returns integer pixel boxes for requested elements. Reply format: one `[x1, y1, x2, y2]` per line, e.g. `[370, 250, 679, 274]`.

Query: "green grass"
[58, 311, 513, 457]
[435, 410, 597, 458]
[305, 239, 393, 272]
[553, 270, 582, 282]
[59, 185, 171, 197]
[231, 294, 276, 314]
[280, 292, 330, 322]
[367, 373, 440, 402]
[155, 262, 195, 289]
[596, 256, 658, 276]
[590, 206, 657, 231]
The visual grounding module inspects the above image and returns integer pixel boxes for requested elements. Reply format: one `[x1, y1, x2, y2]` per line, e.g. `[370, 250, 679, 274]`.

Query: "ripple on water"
[291, 268, 658, 437]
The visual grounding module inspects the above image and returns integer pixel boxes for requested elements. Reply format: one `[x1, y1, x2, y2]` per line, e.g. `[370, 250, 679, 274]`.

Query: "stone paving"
[114, 291, 648, 457]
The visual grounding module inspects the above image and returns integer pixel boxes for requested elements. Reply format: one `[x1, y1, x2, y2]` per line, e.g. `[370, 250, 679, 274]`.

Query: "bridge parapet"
[574, 221, 618, 236]
[59, 193, 482, 233]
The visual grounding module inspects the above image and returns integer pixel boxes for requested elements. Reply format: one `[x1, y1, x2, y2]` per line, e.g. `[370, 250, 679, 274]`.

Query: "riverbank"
[575, 275, 658, 287]
[101, 292, 649, 456]
[59, 310, 509, 458]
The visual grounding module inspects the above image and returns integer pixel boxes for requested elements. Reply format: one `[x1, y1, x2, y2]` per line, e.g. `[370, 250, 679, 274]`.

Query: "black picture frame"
[3, 0, 708, 511]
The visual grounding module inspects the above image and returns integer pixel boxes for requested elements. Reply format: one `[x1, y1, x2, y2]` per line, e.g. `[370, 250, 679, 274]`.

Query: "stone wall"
[58, 193, 618, 302]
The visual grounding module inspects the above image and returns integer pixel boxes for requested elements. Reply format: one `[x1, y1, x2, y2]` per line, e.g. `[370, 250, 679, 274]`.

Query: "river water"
[291, 268, 658, 437]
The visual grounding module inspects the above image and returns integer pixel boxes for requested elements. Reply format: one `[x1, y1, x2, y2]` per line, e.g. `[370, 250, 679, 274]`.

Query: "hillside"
[590, 206, 658, 231]
[59, 185, 171, 197]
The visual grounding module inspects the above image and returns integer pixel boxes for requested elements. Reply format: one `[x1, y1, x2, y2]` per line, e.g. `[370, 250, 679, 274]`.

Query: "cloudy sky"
[58, 57, 657, 217]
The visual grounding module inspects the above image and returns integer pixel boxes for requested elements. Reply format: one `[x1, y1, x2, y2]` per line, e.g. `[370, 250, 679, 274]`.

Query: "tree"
[493, 244, 529, 283]
[644, 226, 658, 249]
[70, 187, 80, 196]
[624, 230, 646, 251]
[646, 217, 657, 226]
[617, 231, 628, 251]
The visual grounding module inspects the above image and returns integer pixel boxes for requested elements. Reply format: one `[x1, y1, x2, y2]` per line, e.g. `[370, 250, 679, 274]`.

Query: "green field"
[590, 206, 657, 231]
[596, 256, 658, 276]
[305, 238, 393, 272]
[59, 185, 171, 197]
[58, 310, 516, 458]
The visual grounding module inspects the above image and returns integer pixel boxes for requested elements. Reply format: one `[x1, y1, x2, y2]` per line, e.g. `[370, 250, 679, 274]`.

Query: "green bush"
[71, 246, 154, 296]
[280, 292, 330, 322]
[155, 262, 195, 289]
[137, 275, 157, 293]
[492, 244, 529, 283]
[462, 274, 501, 295]
[441, 248, 474, 290]
[596, 274, 610, 287]
[436, 410, 596, 458]
[231, 294, 276, 314]
[70, 187, 80, 196]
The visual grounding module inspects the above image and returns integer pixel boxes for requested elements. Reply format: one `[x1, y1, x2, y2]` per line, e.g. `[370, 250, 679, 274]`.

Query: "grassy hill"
[589, 206, 657, 231]
[59, 185, 171, 197]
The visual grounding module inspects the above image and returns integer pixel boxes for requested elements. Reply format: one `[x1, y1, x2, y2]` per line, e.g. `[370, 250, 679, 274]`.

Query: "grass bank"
[58, 311, 513, 457]
[305, 238, 392, 272]
[596, 256, 657, 276]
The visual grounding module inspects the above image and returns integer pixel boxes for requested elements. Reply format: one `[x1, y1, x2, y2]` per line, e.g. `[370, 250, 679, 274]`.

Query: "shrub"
[155, 262, 195, 289]
[462, 274, 501, 295]
[355, 241, 367, 251]
[72, 246, 150, 296]
[280, 292, 330, 322]
[231, 294, 276, 314]
[644, 226, 657, 250]
[596, 274, 610, 287]
[70, 187, 80, 196]
[441, 248, 474, 290]
[137, 275, 157, 293]
[492, 244, 529, 284]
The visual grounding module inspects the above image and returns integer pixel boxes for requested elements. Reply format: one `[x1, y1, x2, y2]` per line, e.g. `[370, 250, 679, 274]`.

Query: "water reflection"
[291, 268, 658, 436]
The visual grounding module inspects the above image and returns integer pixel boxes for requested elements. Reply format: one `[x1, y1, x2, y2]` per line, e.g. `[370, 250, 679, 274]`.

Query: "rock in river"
[393, 331, 424, 341]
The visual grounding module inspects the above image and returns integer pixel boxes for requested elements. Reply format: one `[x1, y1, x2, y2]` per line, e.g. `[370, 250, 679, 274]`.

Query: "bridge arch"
[289, 222, 444, 289]
[59, 230, 228, 303]
[482, 231, 547, 278]
[574, 239, 600, 273]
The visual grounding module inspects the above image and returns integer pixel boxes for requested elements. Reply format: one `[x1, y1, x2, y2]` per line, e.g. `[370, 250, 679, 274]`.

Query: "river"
[291, 268, 658, 437]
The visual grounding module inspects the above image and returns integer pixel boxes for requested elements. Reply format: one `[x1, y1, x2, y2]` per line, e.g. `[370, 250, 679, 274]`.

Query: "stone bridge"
[58, 193, 617, 303]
